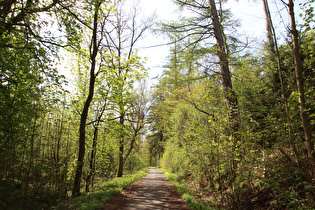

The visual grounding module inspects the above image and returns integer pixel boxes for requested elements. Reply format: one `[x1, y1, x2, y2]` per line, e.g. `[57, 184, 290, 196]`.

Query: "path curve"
[103, 167, 190, 209]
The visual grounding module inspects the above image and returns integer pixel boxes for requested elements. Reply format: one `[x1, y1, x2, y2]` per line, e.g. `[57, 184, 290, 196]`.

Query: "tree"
[262, 0, 275, 53]
[287, 0, 314, 161]
[101, 0, 154, 177]
[124, 83, 150, 162]
[207, 0, 239, 140]
[0, 0, 61, 38]
[161, 0, 240, 140]
[0, 1, 65, 183]
[72, 0, 110, 197]
[263, 0, 295, 156]
[85, 77, 112, 193]
[0, 1, 73, 207]
[158, 1, 241, 179]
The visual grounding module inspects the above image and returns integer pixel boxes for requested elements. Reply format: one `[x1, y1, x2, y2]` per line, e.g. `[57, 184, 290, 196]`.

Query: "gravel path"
[103, 167, 190, 209]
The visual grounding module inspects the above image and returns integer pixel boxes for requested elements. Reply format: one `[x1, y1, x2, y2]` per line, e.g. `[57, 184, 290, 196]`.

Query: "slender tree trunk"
[116, 15, 125, 178]
[116, 115, 125, 177]
[208, 0, 239, 138]
[288, 0, 314, 160]
[72, 6, 99, 197]
[124, 129, 139, 161]
[264, 0, 303, 167]
[263, 0, 275, 54]
[117, 144, 124, 177]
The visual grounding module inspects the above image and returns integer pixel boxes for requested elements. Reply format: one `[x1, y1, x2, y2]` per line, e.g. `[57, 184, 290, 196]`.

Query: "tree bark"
[208, 0, 239, 137]
[116, 116, 125, 177]
[288, 0, 314, 160]
[263, 0, 275, 54]
[72, 5, 99, 197]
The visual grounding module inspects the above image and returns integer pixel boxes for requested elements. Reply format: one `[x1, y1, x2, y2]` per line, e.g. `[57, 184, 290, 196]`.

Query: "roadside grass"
[160, 169, 217, 210]
[55, 169, 148, 210]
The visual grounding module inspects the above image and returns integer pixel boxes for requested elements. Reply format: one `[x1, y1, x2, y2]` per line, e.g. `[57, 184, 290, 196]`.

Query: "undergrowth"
[54, 169, 148, 210]
[161, 169, 218, 210]
[161, 153, 315, 210]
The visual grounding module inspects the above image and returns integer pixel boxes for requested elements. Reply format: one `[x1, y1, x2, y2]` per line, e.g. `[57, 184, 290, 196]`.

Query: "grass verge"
[54, 169, 149, 210]
[160, 169, 216, 210]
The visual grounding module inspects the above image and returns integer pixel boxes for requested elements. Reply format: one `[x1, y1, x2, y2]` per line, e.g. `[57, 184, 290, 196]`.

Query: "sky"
[136, 0, 267, 83]
[135, 0, 308, 85]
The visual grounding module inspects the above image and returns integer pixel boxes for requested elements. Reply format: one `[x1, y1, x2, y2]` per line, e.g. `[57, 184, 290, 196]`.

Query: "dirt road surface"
[103, 167, 190, 209]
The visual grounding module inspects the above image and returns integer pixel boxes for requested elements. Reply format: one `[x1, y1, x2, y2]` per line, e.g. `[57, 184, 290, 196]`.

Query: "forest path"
[103, 167, 190, 209]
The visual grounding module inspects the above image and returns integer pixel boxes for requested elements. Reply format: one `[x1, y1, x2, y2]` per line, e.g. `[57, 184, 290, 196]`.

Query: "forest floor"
[103, 167, 190, 209]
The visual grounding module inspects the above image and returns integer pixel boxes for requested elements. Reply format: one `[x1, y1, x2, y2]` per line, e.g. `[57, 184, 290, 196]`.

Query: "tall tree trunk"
[116, 115, 125, 177]
[208, 0, 240, 181]
[208, 0, 239, 138]
[288, 0, 314, 161]
[72, 6, 99, 197]
[263, 0, 275, 54]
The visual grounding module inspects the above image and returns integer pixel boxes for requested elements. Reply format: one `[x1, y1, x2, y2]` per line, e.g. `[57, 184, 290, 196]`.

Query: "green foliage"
[162, 169, 217, 209]
[253, 154, 315, 209]
[300, 0, 315, 32]
[151, 21, 315, 208]
[1, 0, 315, 209]
[0, 26, 67, 198]
[125, 152, 146, 172]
